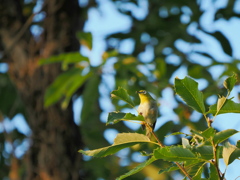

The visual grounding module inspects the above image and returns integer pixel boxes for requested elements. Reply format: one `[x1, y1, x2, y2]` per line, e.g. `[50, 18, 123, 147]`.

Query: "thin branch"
[211, 141, 223, 180]
[3, 2, 47, 58]
[149, 126, 192, 180]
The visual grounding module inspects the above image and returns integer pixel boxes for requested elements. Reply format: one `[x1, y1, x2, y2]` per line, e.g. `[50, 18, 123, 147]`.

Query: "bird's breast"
[138, 102, 151, 116]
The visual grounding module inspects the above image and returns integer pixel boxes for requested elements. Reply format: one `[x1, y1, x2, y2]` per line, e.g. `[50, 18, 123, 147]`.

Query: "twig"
[149, 127, 192, 180]
[4, 13, 35, 54]
[211, 141, 223, 180]
[3, 2, 47, 58]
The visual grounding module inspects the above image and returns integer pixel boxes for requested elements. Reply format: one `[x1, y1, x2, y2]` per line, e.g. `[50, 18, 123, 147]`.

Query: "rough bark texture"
[0, 0, 84, 179]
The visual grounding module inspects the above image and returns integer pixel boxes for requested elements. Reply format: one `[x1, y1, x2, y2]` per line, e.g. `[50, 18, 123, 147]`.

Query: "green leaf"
[111, 87, 135, 108]
[236, 140, 240, 148]
[209, 163, 219, 180]
[79, 133, 155, 157]
[228, 149, 240, 165]
[191, 128, 215, 143]
[165, 132, 187, 137]
[116, 156, 157, 180]
[0, 74, 25, 118]
[207, 99, 240, 115]
[190, 129, 205, 139]
[223, 73, 237, 92]
[223, 142, 240, 165]
[192, 145, 213, 160]
[174, 76, 205, 114]
[107, 112, 144, 125]
[76, 31, 93, 50]
[223, 142, 237, 166]
[213, 129, 239, 144]
[44, 68, 91, 108]
[154, 146, 197, 162]
[192, 164, 204, 180]
[158, 164, 178, 174]
[201, 128, 215, 139]
[39, 52, 89, 67]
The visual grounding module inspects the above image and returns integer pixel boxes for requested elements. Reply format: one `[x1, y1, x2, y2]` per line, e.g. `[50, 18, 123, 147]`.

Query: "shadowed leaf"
[116, 156, 157, 180]
[44, 68, 91, 108]
[111, 87, 135, 108]
[158, 164, 178, 174]
[223, 73, 237, 92]
[107, 112, 144, 125]
[154, 146, 197, 162]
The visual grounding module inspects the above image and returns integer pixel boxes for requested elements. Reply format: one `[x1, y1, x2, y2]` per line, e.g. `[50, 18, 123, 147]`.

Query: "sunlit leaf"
[174, 76, 205, 114]
[182, 138, 190, 148]
[116, 156, 157, 180]
[79, 133, 155, 157]
[107, 112, 144, 125]
[216, 96, 227, 116]
[223, 142, 240, 165]
[165, 132, 187, 137]
[213, 129, 239, 144]
[102, 50, 118, 61]
[111, 87, 135, 108]
[207, 99, 240, 115]
[223, 142, 237, 166]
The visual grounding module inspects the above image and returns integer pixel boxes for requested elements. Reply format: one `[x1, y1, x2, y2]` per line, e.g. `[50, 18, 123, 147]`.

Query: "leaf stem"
[150, 128, 192, 180]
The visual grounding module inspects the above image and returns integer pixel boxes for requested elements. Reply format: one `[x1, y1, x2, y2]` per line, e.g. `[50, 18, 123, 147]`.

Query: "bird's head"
[137, 90, 154, 102]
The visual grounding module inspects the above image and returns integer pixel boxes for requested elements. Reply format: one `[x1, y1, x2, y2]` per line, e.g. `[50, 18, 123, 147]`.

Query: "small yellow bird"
[137, 90, 158, 138]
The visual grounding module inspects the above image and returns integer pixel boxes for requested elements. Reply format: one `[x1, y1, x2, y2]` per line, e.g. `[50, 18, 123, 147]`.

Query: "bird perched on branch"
[137, 90, 158, 138]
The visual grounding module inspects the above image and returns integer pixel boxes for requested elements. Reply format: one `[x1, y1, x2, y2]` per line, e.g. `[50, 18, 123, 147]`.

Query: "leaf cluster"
[79, 74, 240, 179]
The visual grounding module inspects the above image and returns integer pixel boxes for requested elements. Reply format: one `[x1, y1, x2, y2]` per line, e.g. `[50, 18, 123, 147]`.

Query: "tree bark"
[0, 0, 84, 179]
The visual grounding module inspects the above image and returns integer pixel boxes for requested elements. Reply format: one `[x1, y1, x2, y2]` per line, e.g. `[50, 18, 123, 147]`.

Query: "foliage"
[1, 0, 240, 179]
[80, 74, 240, 179]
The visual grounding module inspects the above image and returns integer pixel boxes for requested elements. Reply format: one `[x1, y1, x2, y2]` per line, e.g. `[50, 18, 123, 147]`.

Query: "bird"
[137, 90, 158, 138]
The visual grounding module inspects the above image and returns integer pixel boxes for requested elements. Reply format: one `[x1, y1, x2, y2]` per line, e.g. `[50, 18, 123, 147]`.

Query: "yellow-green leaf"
[79, 133, 155, 157]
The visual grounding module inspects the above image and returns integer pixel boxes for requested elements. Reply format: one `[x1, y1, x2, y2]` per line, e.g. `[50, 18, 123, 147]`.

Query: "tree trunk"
[0, 0, 84, 179]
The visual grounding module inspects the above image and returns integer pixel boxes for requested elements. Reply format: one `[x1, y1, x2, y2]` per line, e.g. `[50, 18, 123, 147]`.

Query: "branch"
[149, 126, 192, 180]
[211, 141, 224, 180]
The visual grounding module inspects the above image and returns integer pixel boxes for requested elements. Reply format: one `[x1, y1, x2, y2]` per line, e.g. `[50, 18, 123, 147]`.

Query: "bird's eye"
[138, 90, 147, 94]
